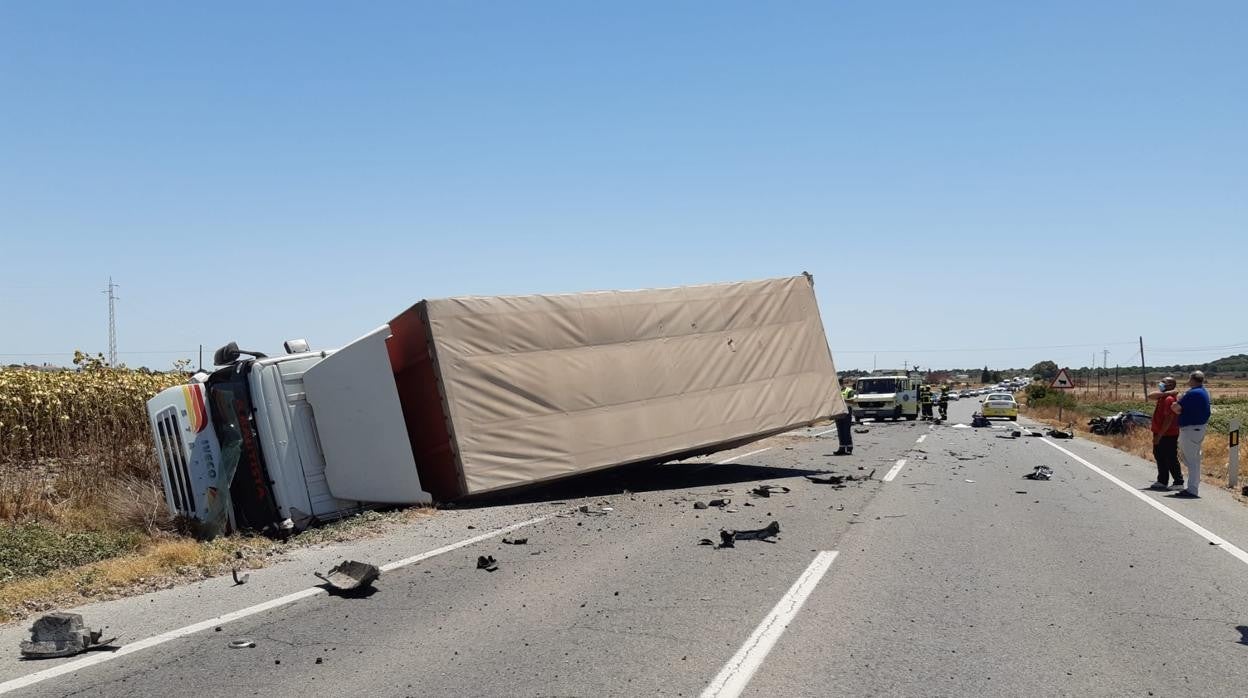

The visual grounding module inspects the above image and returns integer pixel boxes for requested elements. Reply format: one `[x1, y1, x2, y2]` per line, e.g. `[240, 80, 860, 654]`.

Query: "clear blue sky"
[2, 1, 1243, 372]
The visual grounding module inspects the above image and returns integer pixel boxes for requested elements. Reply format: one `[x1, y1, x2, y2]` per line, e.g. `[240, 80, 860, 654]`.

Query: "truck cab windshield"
[857, 379, 900, 394]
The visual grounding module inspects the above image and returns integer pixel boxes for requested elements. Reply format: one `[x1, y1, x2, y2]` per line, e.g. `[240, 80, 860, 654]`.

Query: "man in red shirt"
[1148, 377, 1182, 491]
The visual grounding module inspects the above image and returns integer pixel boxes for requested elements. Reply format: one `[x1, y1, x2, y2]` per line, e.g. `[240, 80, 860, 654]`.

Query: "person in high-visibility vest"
[919, 385, 933, 421]
[938, 385, 950, 421]
[834, 379, 856, 455]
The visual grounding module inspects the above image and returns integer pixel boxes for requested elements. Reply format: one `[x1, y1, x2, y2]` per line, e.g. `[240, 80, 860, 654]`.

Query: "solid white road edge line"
[883, 459, 908, 482]
[700, 551, 839, 698]
[0, 515, 550, 696]
[916, 434, 928, 444]
[1041, 439, 1248, 566]
[721, 447, 772, 464]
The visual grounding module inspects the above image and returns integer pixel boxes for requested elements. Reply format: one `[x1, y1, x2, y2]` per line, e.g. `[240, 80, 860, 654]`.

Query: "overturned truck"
[147, 274, 845, 536]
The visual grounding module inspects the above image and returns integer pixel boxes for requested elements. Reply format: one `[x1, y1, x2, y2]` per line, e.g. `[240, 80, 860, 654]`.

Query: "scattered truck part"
[314, 561, 381, 592]
[20, 613, 116, 659]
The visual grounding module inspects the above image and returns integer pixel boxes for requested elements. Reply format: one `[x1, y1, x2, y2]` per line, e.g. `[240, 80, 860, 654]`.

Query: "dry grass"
[0, 506, 435, 623]
[0, 537, 264, 623]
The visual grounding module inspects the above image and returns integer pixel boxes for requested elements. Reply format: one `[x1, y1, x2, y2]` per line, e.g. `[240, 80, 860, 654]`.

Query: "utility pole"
[102, 277, 119, 367]
[1139, 336, 1148, 399]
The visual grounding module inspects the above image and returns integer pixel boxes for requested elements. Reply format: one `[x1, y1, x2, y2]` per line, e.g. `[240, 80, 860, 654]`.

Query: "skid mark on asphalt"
[700, 551, 839, 698]
[0, 516, 550, 695]
[1042, 439, 1248, 566]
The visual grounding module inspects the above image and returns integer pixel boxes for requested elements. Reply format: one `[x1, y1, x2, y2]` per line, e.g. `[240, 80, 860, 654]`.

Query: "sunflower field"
[0, 364, 186, 523]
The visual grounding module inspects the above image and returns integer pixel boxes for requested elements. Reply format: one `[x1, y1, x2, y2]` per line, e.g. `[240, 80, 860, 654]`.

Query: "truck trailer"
[146, 274, 845, 536]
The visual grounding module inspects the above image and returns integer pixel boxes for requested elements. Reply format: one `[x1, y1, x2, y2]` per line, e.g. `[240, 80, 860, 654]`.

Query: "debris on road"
[853, 427, 870, 434]
[805, 470, 874, 487]
[1047, 428, 1074, 439]
[502, 537, 528, 545]
[806, 473, 847, 485]
[964, 479, 976, 483]
[19, 613, 117, 659]
[315, 560, 381, 592]
[694, 501, 709, 510]
[952, 423, 972, 429]
[1024, 465, 1055, 481]
[708, 498, 731, 508]
[228, 639, 256, 649]
[578, 505, 610, 516]
[750, 485, 790, 498]
[970, 413, 991, 428]
[232, 568, 250, 586]
[476, 555, 499, 572]
[717, 521, 782, 548]
[698, 538, 716, 546]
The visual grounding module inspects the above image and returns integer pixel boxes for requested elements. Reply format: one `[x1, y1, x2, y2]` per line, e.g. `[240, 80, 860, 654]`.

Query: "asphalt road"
[6, 399, 1248, 697]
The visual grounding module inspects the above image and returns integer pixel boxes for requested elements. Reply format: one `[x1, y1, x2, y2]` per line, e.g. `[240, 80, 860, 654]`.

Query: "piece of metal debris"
[315, 560, 381, 592]
[750, 485, 790, 498]
[228, 639, 256, 649]
[1024, 465, 1055, 481]
[502, 537, 528, 545]
[717, 521, 782, 548]
[476, 555, 499, 572]
[708, 498, 731, 508]
[232, 568, 249, 585]
[1047, 429, 1074, 439]
[19, 613, 117, 659]
[578, 505, 609, 516]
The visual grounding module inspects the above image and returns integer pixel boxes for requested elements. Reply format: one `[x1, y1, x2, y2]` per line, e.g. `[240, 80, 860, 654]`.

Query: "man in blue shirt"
[1170, 371, 1212, 498]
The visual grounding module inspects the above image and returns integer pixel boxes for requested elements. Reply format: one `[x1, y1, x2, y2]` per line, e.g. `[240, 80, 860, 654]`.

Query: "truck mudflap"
[302, 325, 433, 505]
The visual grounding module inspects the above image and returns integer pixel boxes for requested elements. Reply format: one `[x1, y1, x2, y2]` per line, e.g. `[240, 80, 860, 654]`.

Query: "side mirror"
[213, 342, 241, 366]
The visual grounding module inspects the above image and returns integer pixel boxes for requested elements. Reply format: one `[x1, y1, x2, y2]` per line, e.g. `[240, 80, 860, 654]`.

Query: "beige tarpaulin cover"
[418, 274, 845, 495]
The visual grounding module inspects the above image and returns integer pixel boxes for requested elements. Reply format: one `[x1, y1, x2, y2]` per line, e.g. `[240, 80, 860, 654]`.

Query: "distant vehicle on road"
[947, 391, 961, 400]
[850, 375, 921, 421]
[981, 393, 1019, 420]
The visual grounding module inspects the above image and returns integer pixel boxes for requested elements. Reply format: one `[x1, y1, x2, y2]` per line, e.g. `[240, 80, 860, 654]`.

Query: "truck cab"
[849, 375, 920, 421]
[146, 329, 432, 537]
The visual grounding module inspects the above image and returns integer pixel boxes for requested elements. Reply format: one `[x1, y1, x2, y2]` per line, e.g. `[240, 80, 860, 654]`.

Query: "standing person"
[938, 385, 950, 421]
[1171, 371, 1212, 498]
[833, 378, 855, 456]
[920, 385, 933, 421]
[1146, 377, 1182, 491]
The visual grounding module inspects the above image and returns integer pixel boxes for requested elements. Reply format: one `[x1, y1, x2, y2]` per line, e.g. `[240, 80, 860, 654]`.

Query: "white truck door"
[302, 325, 433, 504]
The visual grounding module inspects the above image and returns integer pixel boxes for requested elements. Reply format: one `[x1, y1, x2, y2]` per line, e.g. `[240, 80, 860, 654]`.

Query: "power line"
[835, 340, 1139, 355]
[0, 350, 197, 357]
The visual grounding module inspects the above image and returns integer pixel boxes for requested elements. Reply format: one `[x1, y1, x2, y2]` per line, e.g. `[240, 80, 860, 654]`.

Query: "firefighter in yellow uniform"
[938, 385, 950, 421]
[920, 385, 933, 421]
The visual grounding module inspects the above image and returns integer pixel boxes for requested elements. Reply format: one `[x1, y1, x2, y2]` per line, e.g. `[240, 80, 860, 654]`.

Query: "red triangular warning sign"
[1051, 368, 1075, 389]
